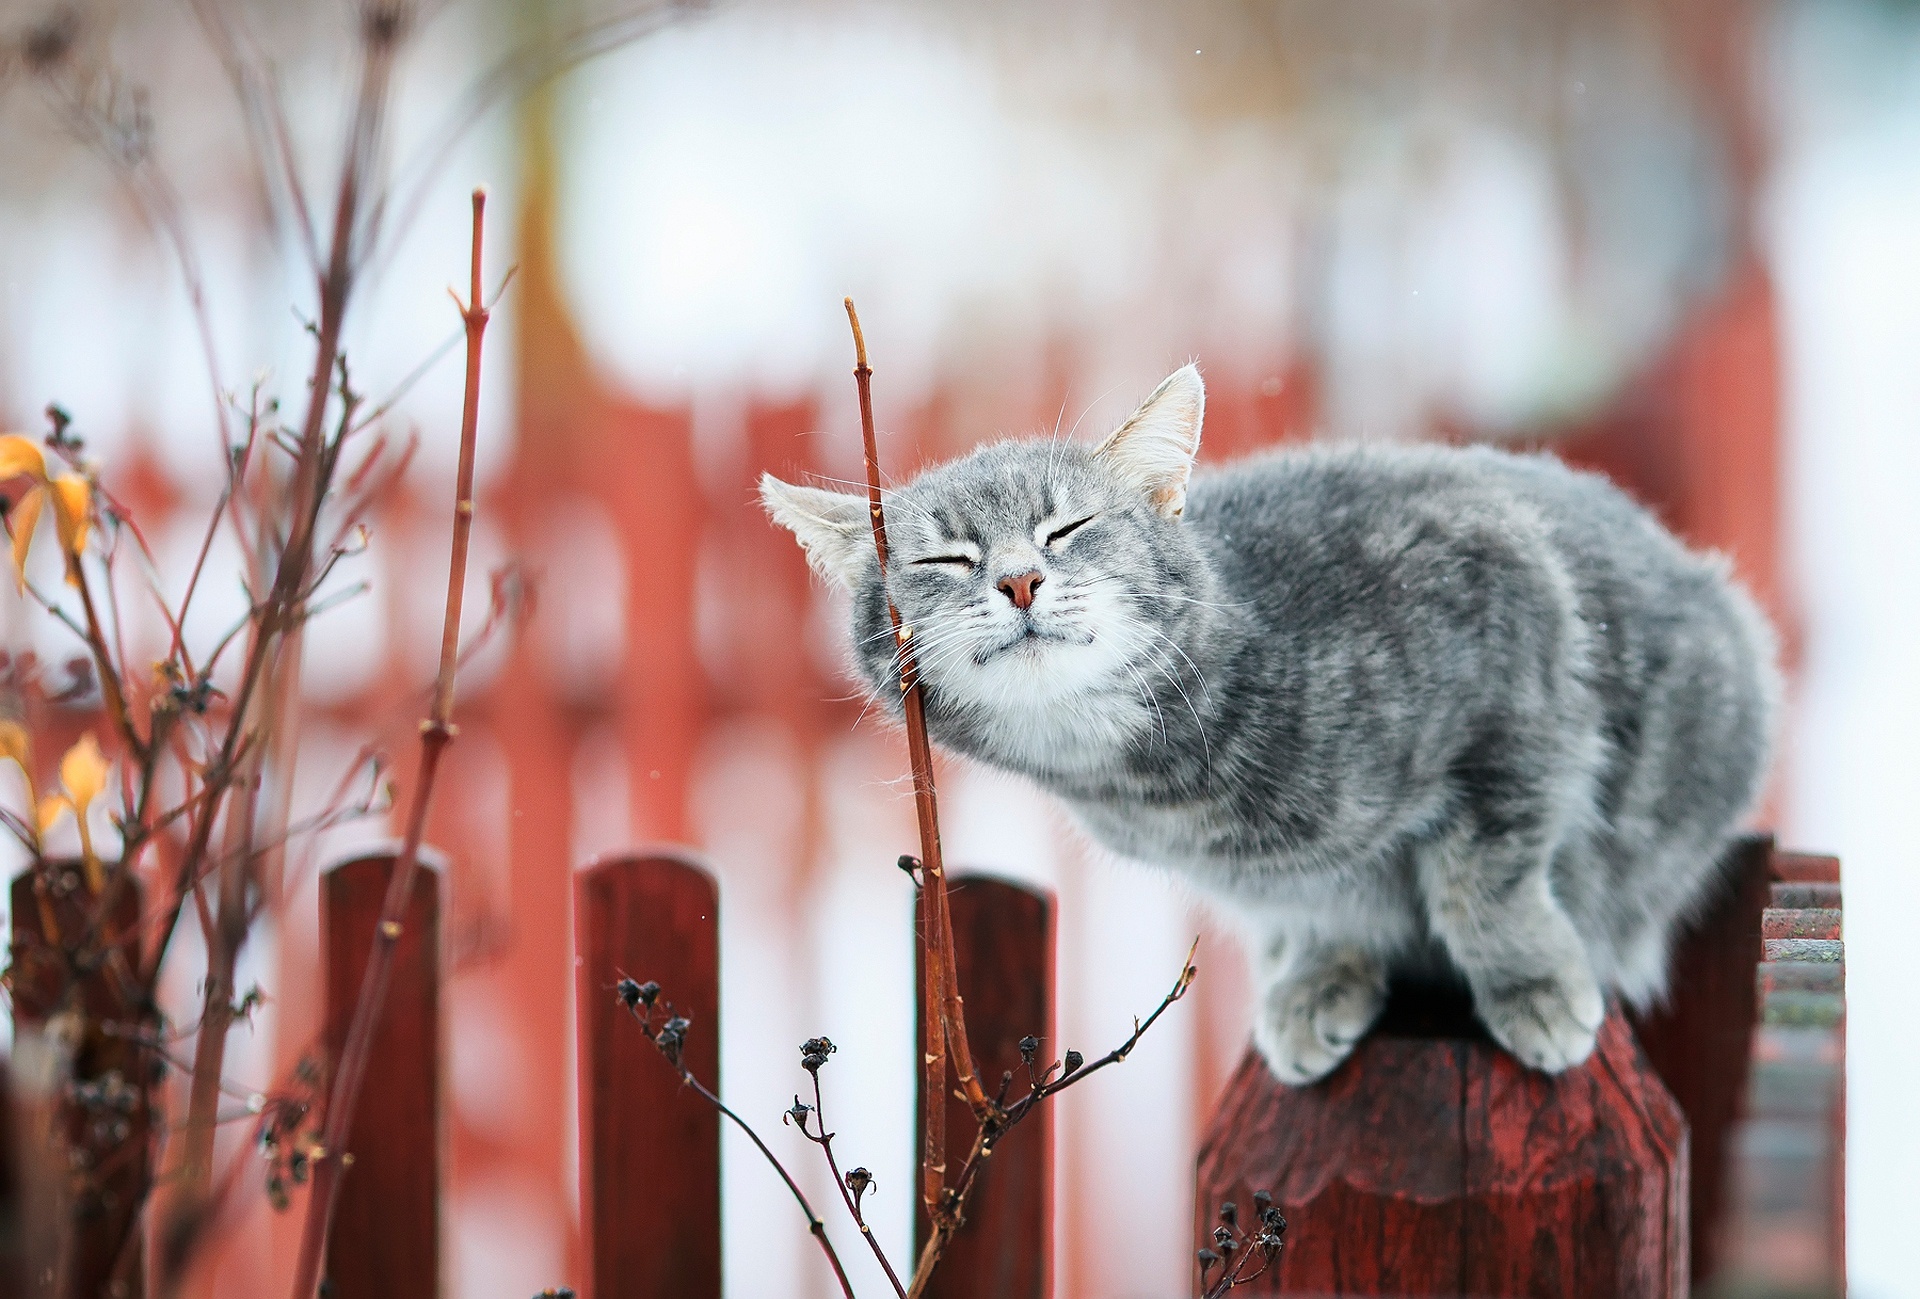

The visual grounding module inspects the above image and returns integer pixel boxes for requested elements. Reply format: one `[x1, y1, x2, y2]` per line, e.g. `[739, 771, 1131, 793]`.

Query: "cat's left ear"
[1094, 364, 1204, 518]
[760, 474, 872, 587]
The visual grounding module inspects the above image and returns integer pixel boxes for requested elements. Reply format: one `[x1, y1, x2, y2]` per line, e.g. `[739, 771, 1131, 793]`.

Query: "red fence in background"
[322, 857, 442, 1298]
[575, 852, 722, 1299]
[317, 850, 1057, 1299]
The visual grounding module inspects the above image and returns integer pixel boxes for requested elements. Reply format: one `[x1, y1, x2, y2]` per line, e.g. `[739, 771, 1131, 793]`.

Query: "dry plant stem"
[176, 743, 264, 1214]
[844, 301, 945, 1222]
[155, 41, 398, 1214]
[178, 485, 298, 1209]
[903, 942, 1200, 1297]
[285, 188, 493, 1299]
[138, 4, 402, 1004]
[67, 558, 142, 759]
[843, 300, 991, 1225]
[623, 1002, 856, 1299]
[810, 1070, 909, 1299]
[685, 1069, 855, 1299]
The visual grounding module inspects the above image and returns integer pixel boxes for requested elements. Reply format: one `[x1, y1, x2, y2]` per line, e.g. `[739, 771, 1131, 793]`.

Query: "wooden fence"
[321, 849, 1055, 1299]
[2, 836, 1843, 1297]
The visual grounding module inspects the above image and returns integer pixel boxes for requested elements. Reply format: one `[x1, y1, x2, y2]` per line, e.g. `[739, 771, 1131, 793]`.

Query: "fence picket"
[8, 867, 148, 1299]
[322, 853, 441, 1299]
[575, 851, 722, 1299]
[916, 872, 1056, 1299]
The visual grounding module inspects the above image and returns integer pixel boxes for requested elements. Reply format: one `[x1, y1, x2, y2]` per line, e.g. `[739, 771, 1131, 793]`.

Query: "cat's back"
[1181, 440, 1776, 843]
[1184, 440, 1702, 611]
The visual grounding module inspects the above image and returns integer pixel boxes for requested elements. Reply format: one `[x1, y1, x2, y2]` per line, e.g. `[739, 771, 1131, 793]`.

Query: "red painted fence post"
[1196, 1008, 1687, 1296]
[1193, 834, 1848, 1297]
[575, 851, 722, 1299]
[915, 872, 1056, 1299]
[321, 852, 441, 1299]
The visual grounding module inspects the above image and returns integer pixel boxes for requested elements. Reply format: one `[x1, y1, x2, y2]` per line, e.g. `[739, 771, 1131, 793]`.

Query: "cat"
[761, 365, 1778, 1084]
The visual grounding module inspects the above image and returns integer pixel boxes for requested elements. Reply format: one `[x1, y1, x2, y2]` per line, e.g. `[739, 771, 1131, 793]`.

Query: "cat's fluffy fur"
[762, 365, 1778, 1084]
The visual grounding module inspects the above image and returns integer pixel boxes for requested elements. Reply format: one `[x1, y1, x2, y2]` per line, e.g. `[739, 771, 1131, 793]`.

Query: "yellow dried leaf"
[60, 733, 108, 810]
[36, 792, 69, 834]
[0, 719, 28, 770]
[0, 434, 46, 483]
[49, 475, 90, 558]
[8, 485, 44, 588]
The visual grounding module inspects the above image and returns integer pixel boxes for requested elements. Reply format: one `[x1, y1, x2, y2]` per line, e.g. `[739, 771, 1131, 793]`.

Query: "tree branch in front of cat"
[618, 980, 857, 1299]
[286, 185, 498, 1299]
[843, 298, 992, 1208]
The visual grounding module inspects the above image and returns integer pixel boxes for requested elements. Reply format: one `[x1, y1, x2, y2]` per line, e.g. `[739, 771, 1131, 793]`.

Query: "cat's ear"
[1094, 363, 1204, 517]
[760, 474, 872, 587]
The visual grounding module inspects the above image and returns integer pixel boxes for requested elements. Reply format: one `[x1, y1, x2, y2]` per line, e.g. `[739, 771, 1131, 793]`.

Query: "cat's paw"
[1253, 956, 1388, 1086]
[1475, 964, 1605, 1074]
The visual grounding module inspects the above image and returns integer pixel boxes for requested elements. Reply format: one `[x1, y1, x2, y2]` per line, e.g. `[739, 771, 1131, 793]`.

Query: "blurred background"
[1, 0, 1915, 1295]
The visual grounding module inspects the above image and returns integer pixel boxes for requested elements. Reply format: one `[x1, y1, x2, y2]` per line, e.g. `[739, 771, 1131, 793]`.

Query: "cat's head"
[760, 366, 1210, 762]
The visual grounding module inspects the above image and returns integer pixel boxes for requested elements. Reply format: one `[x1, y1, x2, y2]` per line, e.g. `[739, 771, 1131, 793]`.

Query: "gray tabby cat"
[761, 366, 1778, 1084]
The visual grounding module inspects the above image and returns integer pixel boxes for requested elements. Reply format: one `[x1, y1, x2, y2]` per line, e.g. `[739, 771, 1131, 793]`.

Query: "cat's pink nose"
[996, 570, 1044, 610]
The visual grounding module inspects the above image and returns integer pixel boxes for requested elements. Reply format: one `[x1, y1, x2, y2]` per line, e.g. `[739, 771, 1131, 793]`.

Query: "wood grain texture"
[322, 853, 440, 1299]
[1629, 833, 1771, 1289]
[1195, 1009, 1687, 1297]
[575, 851, 721, 1299]
[916, 873, 1055, 1299]
[8, 867, 150, 1299]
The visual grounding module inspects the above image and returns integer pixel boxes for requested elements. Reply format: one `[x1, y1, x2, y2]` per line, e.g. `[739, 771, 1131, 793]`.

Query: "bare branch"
[287, 186, 495, 1299]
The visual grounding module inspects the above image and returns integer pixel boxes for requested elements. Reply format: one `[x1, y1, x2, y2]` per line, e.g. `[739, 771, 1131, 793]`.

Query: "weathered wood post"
[1196, 996, 1688, 1296]
[321, 852, 441, 1299]
[1193, 835, 1848, 1297]
[915, 873, 1056, 1299]
[575, 851, 722, 1299]
[8, 868, 151, 1299]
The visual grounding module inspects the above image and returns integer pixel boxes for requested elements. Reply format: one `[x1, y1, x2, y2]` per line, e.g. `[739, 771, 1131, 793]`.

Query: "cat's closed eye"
[1044, 515, 1097, 547]
[911, 554, 976, 569]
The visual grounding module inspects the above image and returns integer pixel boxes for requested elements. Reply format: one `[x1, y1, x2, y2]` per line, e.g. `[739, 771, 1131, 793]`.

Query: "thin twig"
[620, 987, 856, 1299]
[285, 186, 496, 1299]
[844, 300, 992, 1243]
[804, 1066, 908, 1299]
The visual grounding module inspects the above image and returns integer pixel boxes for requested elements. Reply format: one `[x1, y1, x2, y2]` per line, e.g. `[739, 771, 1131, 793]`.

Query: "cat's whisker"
[1066, 383, 1119, 442]
[1089, 579, 1251, 613]
[857, 606, 990, 648]
[1138, 639, 1211, 762]
[1131, 620, 1215, 708]
[1115, 654, 1169, 747]
[806, 474, 940, 527]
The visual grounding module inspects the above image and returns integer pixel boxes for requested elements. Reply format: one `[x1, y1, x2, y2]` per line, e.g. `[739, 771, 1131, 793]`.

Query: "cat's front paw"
[1253, 956, 1388, 1086]
[1475, 964, 1605, 1074]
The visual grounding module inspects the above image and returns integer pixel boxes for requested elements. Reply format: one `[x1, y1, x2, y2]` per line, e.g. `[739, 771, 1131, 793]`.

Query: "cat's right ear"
[1095, 364, 1205, 518]
[759, 474, 872, 587]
